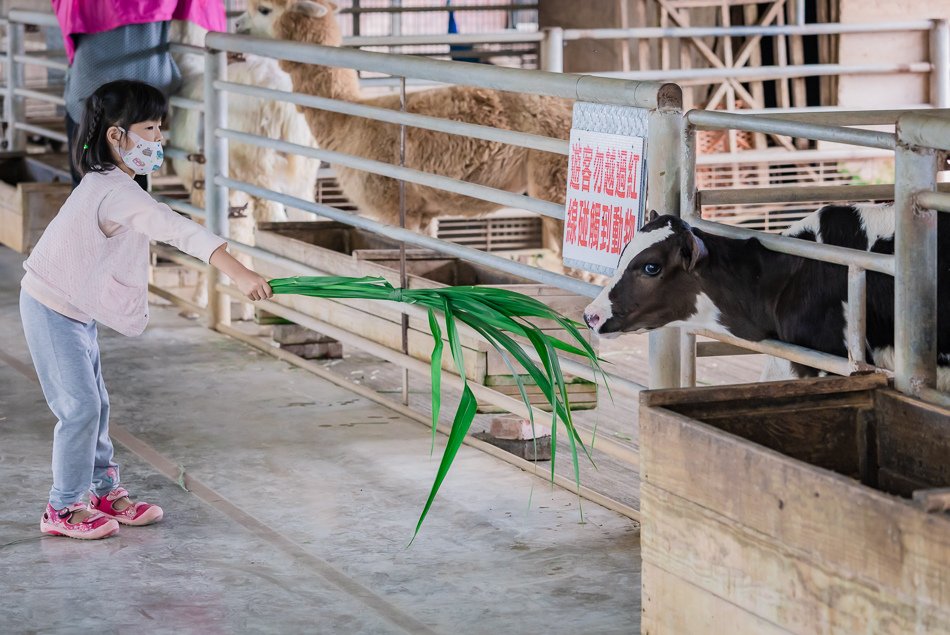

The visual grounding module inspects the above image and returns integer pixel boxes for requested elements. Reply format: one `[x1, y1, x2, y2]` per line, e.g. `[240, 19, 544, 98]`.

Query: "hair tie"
[83, 143, 89, 150]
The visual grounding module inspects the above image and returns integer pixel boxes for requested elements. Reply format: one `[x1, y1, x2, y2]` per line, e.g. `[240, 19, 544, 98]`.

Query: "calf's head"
[583, 214, 711, 337]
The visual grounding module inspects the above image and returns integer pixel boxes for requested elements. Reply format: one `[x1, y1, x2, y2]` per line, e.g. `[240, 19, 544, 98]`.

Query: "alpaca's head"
[236, 0, 341, 44]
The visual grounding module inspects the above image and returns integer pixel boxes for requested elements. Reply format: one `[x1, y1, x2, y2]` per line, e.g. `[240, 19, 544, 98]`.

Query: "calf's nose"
[583, 311, 600, 329]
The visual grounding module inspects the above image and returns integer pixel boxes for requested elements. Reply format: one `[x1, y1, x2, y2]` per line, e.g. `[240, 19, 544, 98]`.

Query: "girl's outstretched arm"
[209, 244, 273, 301]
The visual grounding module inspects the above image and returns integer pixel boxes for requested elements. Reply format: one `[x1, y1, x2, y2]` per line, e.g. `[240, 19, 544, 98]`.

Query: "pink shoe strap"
[105, 487, 130, 502]
[56, 502, 87, 518]
[56, 502, 108, 524]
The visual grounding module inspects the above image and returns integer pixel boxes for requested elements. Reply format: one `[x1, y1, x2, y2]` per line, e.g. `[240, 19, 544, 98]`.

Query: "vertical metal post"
[4, 19, 25, 151]
[680, 121, 698, 387]
[204, 48, 230, 329]
[399, 76, 409, 406]
[930, 19, 950, 108]
[795, 0, 806, 25]
[391, 0, 402, 37]
[540, 27, 563, 73]
[846, 265, 867, 365]
[352, 0, 361, 36]
[894, 121, 939, 395]
[647, 105, 684, 389]
[680, 123, 698, 222]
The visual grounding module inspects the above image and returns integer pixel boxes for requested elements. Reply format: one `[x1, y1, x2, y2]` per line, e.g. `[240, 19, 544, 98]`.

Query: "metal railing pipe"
[341, 3, 538, 14]
[152, 195, 206, 219]
[217, 175, 601, 298]
[13, 121, 67, 143]
[7, 9, 59, 28]
[688, 217, 896, 275]
[596, 62, 932, 84]
[560, 21, 933, 41]
[13, 52, 68, 72]
[894, 120, 940, 396]
[204, 48, 229, 329]
[696, 147, 893, 164]
[691, 328, 869, 377]
[205, 32, 679, 109]
[169, 95, 204, 112]
[344, 31, 544, 47]
[687, 109, 896, 149]
[698, 183, 950, 206]
[930, 19, 950, 108]
[216, 128, 565, 219]
[739, 107, 946, 125]
[917, 190, 950, 213]
[215, 81, 568, 154]
[897, 112, 950, 151]
[169, 42, 205, 56]
[14, 86, 65, 107]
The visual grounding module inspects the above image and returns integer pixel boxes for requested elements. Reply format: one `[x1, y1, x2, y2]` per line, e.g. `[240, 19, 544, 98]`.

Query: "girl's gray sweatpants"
[20, 289, 120, 509]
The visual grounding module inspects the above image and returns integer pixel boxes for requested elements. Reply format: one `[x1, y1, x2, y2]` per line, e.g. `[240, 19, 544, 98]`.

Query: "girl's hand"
[235, 270, 273, 301]
[209, 245, 273, 301]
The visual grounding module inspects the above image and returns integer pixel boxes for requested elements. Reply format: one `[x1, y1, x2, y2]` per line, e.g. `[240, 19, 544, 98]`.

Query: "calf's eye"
[643, 263, 661, 276]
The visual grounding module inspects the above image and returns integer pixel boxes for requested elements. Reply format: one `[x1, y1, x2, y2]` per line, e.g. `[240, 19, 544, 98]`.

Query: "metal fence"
[0, 9, 947, 416]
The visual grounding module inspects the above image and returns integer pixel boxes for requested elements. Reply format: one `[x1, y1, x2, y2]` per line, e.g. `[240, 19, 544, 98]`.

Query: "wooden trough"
[253, 221, 597, 411]
[0, 152, 72, 254]
[639, 374, 950, 634]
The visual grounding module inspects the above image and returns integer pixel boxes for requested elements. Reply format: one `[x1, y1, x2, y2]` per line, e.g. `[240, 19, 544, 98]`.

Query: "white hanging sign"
[562, 103, 649, 275]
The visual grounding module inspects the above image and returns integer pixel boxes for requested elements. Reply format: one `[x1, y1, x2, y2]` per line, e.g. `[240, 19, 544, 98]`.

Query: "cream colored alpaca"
[236, 0, 571, 253]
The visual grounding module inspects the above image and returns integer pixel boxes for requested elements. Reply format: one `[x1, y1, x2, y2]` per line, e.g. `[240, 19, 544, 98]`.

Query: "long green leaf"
[269, 275, 607, 539]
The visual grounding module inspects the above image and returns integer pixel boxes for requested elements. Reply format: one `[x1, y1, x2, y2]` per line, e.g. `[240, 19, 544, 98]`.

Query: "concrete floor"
[0, 246, 640, 634]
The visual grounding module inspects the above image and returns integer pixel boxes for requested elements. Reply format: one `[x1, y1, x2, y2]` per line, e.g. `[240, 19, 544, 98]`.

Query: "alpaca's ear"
[290, 1, 329, 18]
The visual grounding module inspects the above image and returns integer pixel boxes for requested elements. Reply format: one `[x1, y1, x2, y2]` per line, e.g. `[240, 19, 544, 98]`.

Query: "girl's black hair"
[74, 80, 167, 176]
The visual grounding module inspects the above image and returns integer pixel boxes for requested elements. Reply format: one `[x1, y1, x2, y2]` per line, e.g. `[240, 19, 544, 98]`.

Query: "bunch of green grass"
[269, 275, 605, 539]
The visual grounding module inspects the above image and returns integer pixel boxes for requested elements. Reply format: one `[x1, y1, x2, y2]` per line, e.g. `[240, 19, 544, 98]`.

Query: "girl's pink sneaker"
[89, 487, 164, 526]
[40, 502, 120, 540]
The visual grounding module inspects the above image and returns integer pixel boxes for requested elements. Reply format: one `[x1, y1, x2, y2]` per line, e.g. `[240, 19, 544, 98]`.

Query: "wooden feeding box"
[638, 374, 950, 634]
[0, 153, 73, 254]
[253, 221, 597, 411]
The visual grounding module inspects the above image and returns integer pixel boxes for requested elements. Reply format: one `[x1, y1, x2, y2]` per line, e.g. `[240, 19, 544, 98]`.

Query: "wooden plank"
[874, 389, 950, 493]
[640, 404, 950, 610]
[0, 205, 24, 252]
[642, 483, 950, 634]
[670, 394, 867, 476]
[642, 562, 791, 635]
[640, 374, 886, 408]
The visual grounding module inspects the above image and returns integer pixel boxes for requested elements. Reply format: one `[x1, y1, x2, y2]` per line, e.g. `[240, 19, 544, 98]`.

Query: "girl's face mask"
[116, 128, 164, 175]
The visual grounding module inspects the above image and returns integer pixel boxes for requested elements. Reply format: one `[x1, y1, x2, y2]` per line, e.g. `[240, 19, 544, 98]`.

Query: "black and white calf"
[583, 203, 949, 389]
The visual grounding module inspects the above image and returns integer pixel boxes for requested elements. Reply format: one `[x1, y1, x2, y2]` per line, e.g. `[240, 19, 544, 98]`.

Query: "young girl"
[20, 80, 272, 540]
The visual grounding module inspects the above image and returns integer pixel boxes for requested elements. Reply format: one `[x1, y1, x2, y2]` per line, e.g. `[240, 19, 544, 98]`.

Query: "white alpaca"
[168, 22, 321, 317]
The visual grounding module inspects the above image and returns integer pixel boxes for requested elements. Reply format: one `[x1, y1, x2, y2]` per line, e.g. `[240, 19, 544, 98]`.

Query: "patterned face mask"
[116, 128, 164, 175]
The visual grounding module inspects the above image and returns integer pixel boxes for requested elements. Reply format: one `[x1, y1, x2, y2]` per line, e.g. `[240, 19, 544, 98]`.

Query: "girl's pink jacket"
[51, 0, 227, 63]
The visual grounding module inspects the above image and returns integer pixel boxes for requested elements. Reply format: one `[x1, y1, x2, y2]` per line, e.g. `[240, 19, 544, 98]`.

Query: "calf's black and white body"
[583, 203, 949, 389]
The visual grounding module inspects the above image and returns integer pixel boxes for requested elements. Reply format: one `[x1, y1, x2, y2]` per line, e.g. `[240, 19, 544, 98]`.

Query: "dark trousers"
[65, 115, 148, 191]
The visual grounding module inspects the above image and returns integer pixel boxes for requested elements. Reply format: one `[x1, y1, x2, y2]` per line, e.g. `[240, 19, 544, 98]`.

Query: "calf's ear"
[683, 230, 707, 272]
[645, 209, 659, 223]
